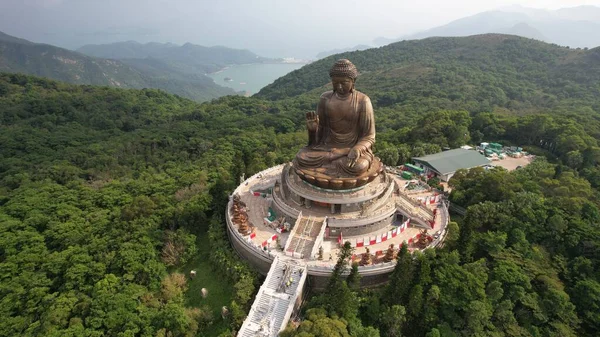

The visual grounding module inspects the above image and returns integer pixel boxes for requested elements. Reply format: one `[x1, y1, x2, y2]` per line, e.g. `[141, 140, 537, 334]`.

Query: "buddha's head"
[329, 59, 358, 95]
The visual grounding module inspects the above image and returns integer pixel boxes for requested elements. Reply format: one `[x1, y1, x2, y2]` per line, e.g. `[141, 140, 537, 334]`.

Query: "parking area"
[491, 155, 534, 171]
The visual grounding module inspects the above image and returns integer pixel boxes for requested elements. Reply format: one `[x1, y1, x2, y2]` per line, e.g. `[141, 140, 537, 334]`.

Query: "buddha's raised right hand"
[306, 111, 319, 133]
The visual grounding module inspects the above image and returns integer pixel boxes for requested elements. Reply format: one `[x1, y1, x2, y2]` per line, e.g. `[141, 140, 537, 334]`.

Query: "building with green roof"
[412, 148, 490, 181]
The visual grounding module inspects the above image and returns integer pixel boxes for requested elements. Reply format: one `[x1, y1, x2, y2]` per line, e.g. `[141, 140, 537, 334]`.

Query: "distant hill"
[315, 45, 372, 59]
[77, 41, 271, 74]
[374, 6, 600, 49]
[0, 31, 34, 45]
[502, 22, 546, 41]
[77, 41, 178, 59]
[401, 11, 545, 41]
[256, 34, 600, 119]
[0, 31, 235, 101]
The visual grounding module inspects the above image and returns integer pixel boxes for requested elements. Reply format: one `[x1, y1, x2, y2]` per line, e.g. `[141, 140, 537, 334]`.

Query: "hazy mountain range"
[0, 32, 278, 102]
[77, 41, 272, 75]
[374, 5, 600, 48]
[315, 45, 372, 59]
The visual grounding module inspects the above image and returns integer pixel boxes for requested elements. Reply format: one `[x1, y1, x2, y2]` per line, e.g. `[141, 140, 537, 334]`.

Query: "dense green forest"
[1, 34, 600, 336]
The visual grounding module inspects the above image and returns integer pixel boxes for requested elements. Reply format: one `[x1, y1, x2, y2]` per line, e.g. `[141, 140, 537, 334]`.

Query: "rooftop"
[413, 148, 490, 175]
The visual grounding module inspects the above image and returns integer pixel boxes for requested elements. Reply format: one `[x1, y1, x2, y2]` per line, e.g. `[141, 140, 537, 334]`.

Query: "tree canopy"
[2, 34, 600, 337]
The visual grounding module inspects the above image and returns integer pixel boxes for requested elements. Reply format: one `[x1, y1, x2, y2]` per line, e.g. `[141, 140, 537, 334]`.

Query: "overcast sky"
[1, 0, 599, 58]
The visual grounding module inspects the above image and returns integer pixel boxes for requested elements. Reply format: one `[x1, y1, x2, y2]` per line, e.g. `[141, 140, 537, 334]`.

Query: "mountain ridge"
[77, 41, 271, 74]
[315, 44, 373, 59]
[374, 6, 600, 48]
[256, 34, 600, 116]
[0, 31, 235, 101]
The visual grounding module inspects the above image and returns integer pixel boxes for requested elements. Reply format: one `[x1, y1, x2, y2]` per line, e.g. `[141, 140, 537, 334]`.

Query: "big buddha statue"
[293, 59, 382, 190]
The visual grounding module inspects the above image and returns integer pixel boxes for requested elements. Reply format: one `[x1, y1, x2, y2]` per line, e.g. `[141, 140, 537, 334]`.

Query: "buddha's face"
[331, 76, 354, 95]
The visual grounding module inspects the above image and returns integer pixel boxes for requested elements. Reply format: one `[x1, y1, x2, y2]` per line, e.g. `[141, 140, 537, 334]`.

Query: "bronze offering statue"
[416, 229, 433, 249]
[293, 59, 383, 190]
[383, 243, 396, 263]
[231, 194, 252, 235]
[360, 247, 373, 266]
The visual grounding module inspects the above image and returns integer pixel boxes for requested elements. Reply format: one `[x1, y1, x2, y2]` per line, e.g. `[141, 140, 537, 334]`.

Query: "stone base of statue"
[224, 162, 450, 293]
[277, 163, 397, 237]
[293, 158, 384, 190]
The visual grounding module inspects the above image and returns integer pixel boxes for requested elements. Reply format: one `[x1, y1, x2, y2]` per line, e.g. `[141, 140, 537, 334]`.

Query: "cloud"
[23, 0, 64, 8]
[4, 0, 600, 57]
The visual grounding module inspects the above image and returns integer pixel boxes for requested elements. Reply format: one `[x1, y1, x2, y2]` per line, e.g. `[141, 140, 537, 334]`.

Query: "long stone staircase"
[238, 256, 307, 337]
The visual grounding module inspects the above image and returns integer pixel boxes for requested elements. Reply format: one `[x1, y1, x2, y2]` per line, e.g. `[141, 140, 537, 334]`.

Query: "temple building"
[412, 148, 491, 181]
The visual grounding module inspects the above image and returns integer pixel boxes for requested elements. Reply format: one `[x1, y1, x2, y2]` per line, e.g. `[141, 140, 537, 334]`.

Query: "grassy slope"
[178, 234, 233, 336]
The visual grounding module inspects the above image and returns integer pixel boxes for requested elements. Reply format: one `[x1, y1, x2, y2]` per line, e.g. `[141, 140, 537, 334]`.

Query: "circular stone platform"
[226, 163, 450, 288]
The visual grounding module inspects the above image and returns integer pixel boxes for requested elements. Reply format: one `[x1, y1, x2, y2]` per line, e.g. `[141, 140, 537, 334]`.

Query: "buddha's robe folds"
[295, 90, 375, 177]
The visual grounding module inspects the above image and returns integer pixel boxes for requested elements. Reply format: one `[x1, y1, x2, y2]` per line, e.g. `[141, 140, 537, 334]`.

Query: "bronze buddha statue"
[293, 59, 382, 189]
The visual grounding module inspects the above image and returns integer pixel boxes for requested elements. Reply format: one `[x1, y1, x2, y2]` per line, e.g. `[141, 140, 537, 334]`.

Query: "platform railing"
[227, 165, 452, 281]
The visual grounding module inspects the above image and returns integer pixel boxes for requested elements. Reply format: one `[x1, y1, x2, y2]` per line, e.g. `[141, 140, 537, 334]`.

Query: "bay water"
[208, 63, 306, 95]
